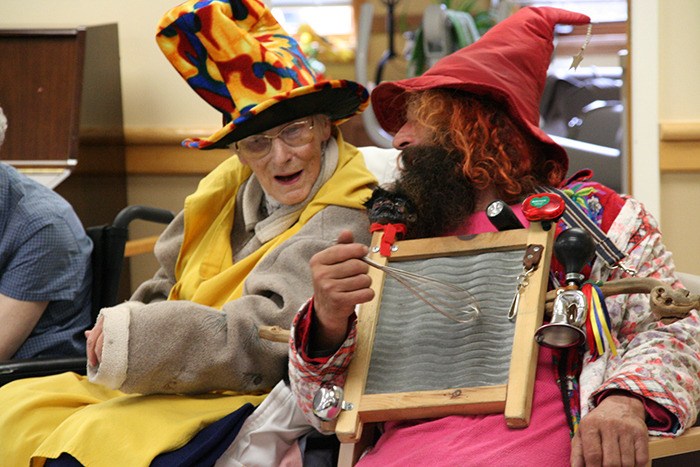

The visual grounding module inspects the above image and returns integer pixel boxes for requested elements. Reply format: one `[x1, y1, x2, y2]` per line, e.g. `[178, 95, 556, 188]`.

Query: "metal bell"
[312, 385, 353, 421]
[535, 289, 587, 348]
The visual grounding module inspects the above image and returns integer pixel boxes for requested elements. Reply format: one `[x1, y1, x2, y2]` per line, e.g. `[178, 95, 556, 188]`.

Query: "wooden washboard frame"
[335, 223, 555, 445]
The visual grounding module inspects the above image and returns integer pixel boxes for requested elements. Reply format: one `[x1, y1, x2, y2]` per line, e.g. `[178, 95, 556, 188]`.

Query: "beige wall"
[1, 0, 221, 129]
[3, 0, 699, 280]
[0, 1, 214, 289]
[2, 0, 226, 287]
[657, 0, 700, 275]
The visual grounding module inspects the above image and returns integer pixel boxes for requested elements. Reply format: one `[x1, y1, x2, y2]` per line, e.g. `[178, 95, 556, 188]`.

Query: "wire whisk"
[361, 256, 481, 323]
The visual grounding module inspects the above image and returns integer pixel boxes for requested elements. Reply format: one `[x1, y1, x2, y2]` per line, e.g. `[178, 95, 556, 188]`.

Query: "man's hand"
[309, 230, 374, 350]
[571, 392, 649, 467]
[85, 316, 104, 367]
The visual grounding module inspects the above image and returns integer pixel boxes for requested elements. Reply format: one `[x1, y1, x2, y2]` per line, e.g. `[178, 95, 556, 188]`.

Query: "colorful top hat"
[157, 0, 369, 149]
[371, 7, 591, 174]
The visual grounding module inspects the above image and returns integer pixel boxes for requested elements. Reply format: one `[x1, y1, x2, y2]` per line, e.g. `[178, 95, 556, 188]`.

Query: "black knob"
[554, 228, 595, 286]
[486, 200, 524, 231]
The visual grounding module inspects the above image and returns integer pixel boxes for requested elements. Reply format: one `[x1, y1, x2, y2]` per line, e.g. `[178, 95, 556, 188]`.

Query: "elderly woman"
[0, 0, 376, 464]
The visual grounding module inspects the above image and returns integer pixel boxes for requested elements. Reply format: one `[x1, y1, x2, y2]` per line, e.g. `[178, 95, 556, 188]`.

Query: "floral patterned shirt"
[289, 181, 700, 439]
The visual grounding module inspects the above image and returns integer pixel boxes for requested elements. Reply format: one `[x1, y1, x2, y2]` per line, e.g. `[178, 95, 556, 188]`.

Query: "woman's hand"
[85, 316, 105, 367]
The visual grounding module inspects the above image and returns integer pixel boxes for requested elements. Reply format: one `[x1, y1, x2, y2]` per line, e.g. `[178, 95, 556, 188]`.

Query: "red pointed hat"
[371, 7, 590, 171]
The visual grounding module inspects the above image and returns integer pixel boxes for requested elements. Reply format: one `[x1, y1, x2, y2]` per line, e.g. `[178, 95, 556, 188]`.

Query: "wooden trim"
[659, 122, 700, 142]
[124, 127, 230, 176]
[571, 22, 626, 36]
[659, 121, 700, 173]
[555, 21, 627, 57]
[124, 236, 160, 258]
[125, 145, 230, 176]
[660, 141, 700, 173]
[124, 126, 218, 146]
[123, 121, 700, 176]
[648, 426, 700, 460]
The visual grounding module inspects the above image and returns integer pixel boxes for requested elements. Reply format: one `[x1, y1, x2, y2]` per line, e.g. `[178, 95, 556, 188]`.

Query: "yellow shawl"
[168, 135, 376, 309]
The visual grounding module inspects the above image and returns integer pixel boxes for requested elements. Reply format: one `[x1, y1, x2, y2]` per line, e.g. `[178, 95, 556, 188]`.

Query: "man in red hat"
[0, 0, 379, 464]
[289, 6, 700, 466]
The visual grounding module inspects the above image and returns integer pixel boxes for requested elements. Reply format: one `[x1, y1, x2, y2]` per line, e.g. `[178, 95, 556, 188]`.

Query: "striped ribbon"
[581, 282, 617, 360]
[536, 185, 627, 269]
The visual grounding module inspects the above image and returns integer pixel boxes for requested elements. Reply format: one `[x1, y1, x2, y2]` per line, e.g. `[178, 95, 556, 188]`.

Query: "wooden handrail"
[647, 426, 700, 464]
[124, 235, 159, 258]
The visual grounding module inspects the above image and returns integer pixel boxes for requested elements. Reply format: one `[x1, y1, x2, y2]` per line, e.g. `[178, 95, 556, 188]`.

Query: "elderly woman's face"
[235, 115, 331, 205]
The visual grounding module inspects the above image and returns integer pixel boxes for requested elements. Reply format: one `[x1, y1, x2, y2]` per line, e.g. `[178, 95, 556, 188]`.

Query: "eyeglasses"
[235, 119, 315, 160]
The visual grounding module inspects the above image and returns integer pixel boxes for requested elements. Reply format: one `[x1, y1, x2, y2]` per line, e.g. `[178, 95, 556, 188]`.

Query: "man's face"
[374, 108, 477, 239]
[390, 145, 477, 239]
[391, 118, 431, 150]
[235, 115, 331, 206]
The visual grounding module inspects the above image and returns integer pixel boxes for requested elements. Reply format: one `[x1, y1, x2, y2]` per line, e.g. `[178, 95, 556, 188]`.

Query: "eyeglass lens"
[237, 120, 314, 158]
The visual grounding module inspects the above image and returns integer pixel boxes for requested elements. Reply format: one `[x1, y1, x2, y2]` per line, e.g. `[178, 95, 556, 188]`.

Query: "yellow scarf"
[168, 135, 376, 309]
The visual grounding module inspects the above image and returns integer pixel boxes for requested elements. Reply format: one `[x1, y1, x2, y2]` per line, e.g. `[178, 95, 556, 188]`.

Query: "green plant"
[441, 0, 496, 35]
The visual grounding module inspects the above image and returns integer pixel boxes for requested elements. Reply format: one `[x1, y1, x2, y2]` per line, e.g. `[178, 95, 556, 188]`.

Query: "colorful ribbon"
[581, 282, 617, 360]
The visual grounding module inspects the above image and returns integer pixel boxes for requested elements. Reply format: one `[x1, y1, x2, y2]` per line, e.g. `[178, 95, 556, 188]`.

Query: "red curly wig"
[405, 89, 567, 204]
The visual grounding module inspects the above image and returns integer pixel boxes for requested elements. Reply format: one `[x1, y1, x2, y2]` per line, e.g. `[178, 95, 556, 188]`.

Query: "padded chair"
[0, 205, 174, 385]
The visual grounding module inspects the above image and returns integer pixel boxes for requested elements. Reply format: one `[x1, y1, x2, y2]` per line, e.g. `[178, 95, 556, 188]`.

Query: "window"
[507, 0, 627, 23]
[269, 0, 354, 40]
[268, 0, 356, 65]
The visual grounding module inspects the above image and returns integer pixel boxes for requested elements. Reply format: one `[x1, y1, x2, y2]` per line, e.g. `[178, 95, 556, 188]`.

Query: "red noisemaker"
[522, 193, 566, 230]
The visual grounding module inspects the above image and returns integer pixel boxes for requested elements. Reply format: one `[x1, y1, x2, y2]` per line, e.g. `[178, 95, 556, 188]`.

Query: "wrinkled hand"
[85, 316, 104, 367]
[309, 230, 374, 350]
[571, 393, 649, 467]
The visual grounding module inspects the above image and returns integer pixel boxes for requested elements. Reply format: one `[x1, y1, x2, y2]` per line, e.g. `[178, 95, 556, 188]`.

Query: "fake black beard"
[390, 145, 477, 239]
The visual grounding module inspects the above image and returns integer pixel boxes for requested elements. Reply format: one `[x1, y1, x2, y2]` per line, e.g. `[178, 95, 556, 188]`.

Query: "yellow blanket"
[0, 372, 265, 466]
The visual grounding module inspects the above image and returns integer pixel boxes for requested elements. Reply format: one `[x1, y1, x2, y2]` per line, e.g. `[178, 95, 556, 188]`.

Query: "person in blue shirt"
[0, 106, 93, 360]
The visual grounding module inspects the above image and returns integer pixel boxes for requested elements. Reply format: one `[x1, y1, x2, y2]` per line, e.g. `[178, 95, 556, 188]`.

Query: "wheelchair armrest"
[0, 357, 86, 386]
[112, 205, 175, 229]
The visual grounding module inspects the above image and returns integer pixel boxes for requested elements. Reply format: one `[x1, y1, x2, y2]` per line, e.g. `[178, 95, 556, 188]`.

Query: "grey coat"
[88, 143, 373, 395]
